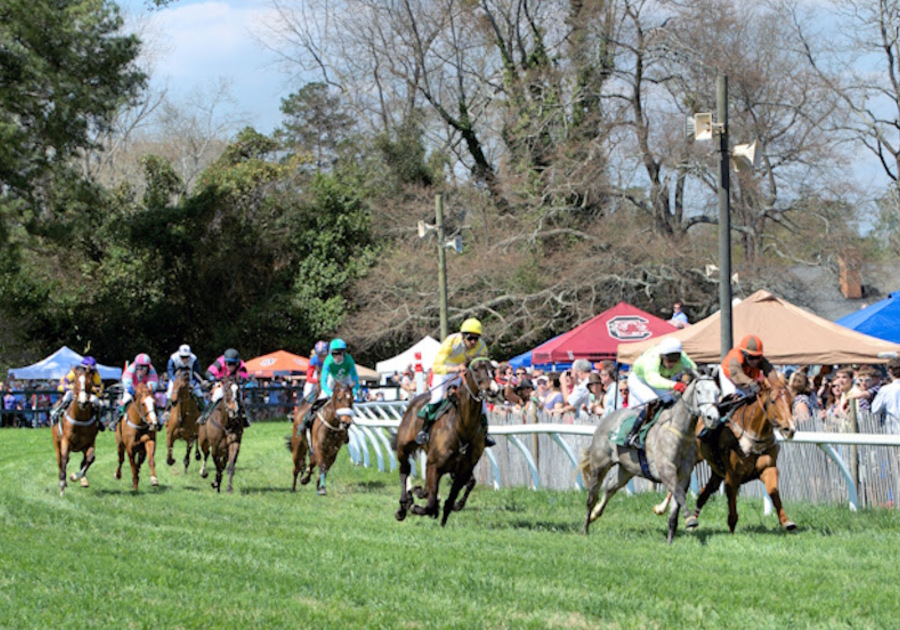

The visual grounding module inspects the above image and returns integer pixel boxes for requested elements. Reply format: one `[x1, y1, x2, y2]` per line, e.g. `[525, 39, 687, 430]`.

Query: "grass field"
[2, 422, 898, 629]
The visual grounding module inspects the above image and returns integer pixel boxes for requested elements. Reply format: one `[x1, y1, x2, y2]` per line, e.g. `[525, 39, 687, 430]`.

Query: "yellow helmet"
[460, 318, 483, 336]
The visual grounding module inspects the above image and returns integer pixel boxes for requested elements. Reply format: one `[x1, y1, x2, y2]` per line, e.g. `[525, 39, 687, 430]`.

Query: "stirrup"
[415, 430, 429, 445]
[625, 433, 640, 448]
[484, 434, 496, 447]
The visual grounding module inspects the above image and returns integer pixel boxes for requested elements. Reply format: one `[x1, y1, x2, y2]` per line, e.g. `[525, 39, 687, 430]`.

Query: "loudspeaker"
[417, 220, 434, 238]
[445, 235, 463, 254]
[732, 141, 758, 172]
[693, 113, 713, 141]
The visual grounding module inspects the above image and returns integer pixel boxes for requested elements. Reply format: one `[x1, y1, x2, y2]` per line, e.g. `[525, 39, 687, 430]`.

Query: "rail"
[348, 401, 900, 513]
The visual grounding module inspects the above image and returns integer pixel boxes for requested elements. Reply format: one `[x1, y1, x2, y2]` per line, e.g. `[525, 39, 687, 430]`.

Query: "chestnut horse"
[114, 382, 161, 491]
[393, 357, 499, 526]
[198, 378, 243, 493]
[287, 382, 354, 495]
[165, 367, 201, 473]
[51, 370, 101, 497]
[654, 371, 798, 532]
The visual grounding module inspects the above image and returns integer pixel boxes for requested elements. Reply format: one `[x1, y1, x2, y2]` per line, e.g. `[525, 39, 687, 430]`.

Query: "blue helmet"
[329, 339, 347, 352]
[314, 340, 328, 356]
[81, 356, 97, 368]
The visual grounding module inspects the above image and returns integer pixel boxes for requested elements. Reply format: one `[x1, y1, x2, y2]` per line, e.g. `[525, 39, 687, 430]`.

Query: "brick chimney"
[838, 248, 862, 299]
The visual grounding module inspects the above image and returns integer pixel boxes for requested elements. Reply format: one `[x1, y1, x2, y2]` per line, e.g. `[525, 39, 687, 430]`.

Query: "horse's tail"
[389, 431, 398, 451]
[284, 435, 293, 451]
[576, 447, 592, 479]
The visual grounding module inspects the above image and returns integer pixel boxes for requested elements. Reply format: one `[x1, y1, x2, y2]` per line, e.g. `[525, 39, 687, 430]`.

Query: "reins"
[461, 357, 493, 402]
[728, 387, 787, 451]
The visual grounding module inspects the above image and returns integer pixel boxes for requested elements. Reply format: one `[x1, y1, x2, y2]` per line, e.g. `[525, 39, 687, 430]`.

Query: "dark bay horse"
[52, 370, 101, 497]
[165, 368, 201, 473]
[114, 383, 160, 491]
[393, 357, 499, 526]
[654, 371, 798, 532]
[578, 376, 721, 543]
[287, 382, 354, 495]
[198, 378, 243, 493]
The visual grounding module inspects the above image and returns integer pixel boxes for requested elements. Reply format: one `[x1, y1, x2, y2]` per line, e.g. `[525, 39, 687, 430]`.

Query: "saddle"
[608, 399, 669, 448]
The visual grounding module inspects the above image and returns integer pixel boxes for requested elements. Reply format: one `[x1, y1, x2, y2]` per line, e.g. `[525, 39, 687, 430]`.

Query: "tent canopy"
[835, 291, 900, 344]
[244, 350, 309, 378]
[617, 290, 900, 365]
[375, 336, 441, 377]
[7, 346, 122, 381]
[532, 302, 677, 364]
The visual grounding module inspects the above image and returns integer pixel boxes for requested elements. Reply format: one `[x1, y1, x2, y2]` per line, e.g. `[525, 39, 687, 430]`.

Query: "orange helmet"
[739, 334, 764, 356]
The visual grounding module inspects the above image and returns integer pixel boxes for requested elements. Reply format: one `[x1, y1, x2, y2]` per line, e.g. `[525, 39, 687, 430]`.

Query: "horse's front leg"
[166, 425, 176, 466]
[182, 439, 193, 473]
[128, 448, 140, 491]
[57, 439, 70, 497]
[760, 465, 796, 530]
[441, 472, 469, 526]
[146, 437, 158, 486]
[316, 459, 329, 496]
[226, 441, 241, 493]
[725, 477, 740, 533]
[695, 471, 723, 521]
[412, 464, 440, 518]
[396, 456, 413, 521]
[452, 474, 477, 512]
[72, 445, 96, 488]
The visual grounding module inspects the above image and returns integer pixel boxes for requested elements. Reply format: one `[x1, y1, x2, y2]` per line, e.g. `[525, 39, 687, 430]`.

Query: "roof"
[244, 350, 310, 377]
[7, 346, 123, 381]
[617, 290, 900, 365]
[835, 291, 900, 344]
[531, 302, 677, 364]
[375, 336, 441, 376]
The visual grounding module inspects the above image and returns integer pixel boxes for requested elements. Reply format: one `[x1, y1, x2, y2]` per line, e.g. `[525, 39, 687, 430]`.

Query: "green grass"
[1, 423, 898, 629]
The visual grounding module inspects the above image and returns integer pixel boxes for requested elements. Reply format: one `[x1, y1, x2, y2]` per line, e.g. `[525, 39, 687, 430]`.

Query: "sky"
[120, 0, 293, 134]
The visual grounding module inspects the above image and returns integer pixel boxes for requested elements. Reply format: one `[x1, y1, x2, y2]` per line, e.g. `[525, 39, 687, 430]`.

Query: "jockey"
[720, 334, 777, 400]
[624, 337, 698, 448]
[114, 353, 159, 428]
[415, 318, 496, 448]
[50, 356, 104, 429]
[302, 340, 329, 403]
[162, 343, 206, 424]
[198, 348, 250, 426]
[298, 339, 360, 434]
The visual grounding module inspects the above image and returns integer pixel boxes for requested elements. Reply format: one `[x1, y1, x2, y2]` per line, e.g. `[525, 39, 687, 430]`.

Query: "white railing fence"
[347, 402, 900, 512]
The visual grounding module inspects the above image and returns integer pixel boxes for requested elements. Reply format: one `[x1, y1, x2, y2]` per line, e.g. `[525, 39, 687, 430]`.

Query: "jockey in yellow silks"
[415, 318, 495, 447]
[50, 356, 104, 429]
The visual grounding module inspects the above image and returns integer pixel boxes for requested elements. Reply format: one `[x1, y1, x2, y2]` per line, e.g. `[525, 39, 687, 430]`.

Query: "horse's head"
[133, 383, 159, 427]
[759, 372, 796, 439]
[683, 375, 721, 428]
[465, 357, 498, 401]
[72, 367, 94, 409]
[330, 382, 355, 430]
[221, 377, 241, 418]
[171, 367, 191, 402]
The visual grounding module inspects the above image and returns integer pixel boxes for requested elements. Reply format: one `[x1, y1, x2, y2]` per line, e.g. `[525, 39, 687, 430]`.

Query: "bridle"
[729, 384, 793, 452]
[317, 384, 354, 432]
[461, 357, 494, 402]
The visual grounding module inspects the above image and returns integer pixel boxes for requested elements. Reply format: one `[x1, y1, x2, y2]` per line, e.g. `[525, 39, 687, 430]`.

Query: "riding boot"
[241, 411, 251, 428]
[481, 412, 496, 447]
[161, 400, 172, 426]
[93, 404, 105, 431]
[625, 409, 647, 448]
[49, 403, 64, 426]
[415, 402, 439, 445]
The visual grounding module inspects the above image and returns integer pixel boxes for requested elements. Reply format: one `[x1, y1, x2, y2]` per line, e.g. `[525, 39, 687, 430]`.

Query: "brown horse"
[287, 382, 354, 495]
[198, 377, 243, 493]
[654, 371, 798, 532]
[165, 368, 201, 473]
[393, 357, 499, 526]
[51, 369, 101, 497]
[114, 382, 161, 491]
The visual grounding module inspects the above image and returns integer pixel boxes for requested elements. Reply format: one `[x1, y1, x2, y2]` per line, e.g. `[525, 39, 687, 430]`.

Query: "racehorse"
[653, 370, 798, 532]
[578, 375, 721, 543]
[286, 382, 354, 495]
[51, 369, 101, 497]
[114, 382, 160, 491]
[165, 367, 201, 473]
[198, 377, 243, 493]
[393, 357, 499, 526]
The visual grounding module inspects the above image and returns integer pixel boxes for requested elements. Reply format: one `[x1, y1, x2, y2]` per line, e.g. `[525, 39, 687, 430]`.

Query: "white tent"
[375, 336, 441, 380]
[7, 346, 123, 381]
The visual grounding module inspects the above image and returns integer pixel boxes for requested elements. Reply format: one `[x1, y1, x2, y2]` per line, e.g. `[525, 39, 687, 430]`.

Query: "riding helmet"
[329, 339, 348, 352]
[224, 348, 241, 363]
[460, 318, 483, 336]
[178, 344, 192, 357]
[657, 337, 682, 356]
[81, 356, 97, 368]
[133, 353, 151, 367]
[739, 334, 764, 356]
[314, 340, 328, 356]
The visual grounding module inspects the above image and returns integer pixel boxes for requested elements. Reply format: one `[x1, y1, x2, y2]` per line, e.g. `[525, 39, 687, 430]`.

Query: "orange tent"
[244, 350, 309, 377]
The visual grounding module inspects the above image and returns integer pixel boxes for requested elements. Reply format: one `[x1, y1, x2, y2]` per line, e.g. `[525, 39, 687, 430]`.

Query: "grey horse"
[578, 375, 721, 543]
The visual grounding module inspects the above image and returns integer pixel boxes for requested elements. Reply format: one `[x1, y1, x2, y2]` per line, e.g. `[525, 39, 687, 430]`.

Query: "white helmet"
[178, 344, 192, 357]
[657, 337, 683, 356]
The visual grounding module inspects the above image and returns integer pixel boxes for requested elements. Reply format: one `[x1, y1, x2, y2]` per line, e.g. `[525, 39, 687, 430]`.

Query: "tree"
[278, 82, 355, 172]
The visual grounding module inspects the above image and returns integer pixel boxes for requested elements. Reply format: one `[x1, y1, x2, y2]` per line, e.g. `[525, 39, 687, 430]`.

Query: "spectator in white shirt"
[872, 358, 900, 434]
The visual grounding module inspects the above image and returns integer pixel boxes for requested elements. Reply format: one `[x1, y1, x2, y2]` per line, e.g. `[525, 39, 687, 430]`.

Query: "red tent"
[531, 302, 677, 363]
[244, 350, 310, 378]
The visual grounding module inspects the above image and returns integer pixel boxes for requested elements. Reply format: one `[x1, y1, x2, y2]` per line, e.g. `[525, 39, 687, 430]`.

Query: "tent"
[355, 364, 379, 383]
[617, 290, 900, 365]
[835, 291, 900, 344]
[7, 346, 123, 381]
[375, 336, 441, 378]
[508, 333, 572, 371]
[245, 350, 310, 378]
[531, 302, 677, 364]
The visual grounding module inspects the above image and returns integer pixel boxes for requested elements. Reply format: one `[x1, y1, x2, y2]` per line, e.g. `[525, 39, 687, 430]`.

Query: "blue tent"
[7, 346, 122, 381]
[835, 291, 900, 345]
[508, 334, 572, 371]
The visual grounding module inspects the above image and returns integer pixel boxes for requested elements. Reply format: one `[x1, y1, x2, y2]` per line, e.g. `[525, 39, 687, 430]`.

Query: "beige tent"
[617, 290, 900, 365]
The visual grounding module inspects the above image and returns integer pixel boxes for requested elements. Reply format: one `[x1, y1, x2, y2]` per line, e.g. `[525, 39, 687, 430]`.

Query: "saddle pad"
[608, 408, 662, 448]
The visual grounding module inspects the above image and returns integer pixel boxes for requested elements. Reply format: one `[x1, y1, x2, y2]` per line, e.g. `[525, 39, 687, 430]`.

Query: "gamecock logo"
[607, 316, 652, 340]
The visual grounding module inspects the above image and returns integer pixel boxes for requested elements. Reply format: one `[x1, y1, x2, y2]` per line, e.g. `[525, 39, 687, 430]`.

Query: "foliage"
[2, 423, 899, 628]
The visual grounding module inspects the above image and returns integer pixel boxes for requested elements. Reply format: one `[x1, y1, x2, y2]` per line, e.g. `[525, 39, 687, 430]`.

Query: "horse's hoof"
[200, 470, 208, 479]
[685, 515, 699, 530]
[114, 471, 121, 480]
[194, 451, 201, 461]
[80, 477, 90, 488]
[166, 457, 175, 466]
[784, 520, 797, 531]
[150, 476, 159, 486]
[300, 477, 311, 486]
[395, 509, 407, 521]
[317, 487, 327, 496]
[70, 472, 78, 482]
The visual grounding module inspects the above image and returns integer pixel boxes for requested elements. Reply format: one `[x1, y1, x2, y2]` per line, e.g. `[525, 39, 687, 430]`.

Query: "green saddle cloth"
[418, 397, 454, 423]
[609, 408, 664, 448]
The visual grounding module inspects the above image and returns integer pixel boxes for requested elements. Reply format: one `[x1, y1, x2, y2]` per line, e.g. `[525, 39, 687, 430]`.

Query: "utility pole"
[436, 193, 449, 340]
[717, 74, 733, 360]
